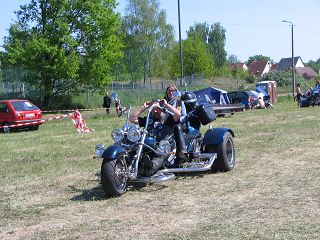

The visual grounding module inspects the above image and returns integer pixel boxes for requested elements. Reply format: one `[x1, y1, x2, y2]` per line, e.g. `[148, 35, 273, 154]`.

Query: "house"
[296, 67, 317, 79]
[230, 63, 248, 71]
[277, 56, 304, 71]
[270, 64, 277, 71]
[249, 61, 273, 77]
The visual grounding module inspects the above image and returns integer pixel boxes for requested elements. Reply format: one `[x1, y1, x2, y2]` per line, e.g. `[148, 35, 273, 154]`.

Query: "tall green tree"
[187, 22, 209, 43]
[169, 36, 215, 79]
[1, 0, 123, 107]
[122, 0, 174, 85]
[208, 23, 227, 70]
[247, 55, 272, 65]
[187, 22, 227, 72]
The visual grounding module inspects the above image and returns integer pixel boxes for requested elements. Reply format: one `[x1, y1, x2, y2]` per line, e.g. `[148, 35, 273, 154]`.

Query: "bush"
[245, 75, 256, 83]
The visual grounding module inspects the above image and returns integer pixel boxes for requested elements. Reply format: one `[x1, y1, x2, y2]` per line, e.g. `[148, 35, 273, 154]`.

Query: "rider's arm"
[163, 102, 181, 123]
[179, 101, 187, 123]
[129, 103, 148, 124]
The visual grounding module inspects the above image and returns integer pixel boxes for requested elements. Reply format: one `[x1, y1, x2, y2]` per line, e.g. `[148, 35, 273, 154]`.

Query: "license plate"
[25, 113, 35, 117]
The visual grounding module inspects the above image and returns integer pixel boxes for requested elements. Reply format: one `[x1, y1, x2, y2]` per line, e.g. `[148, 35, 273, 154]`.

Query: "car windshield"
[11, 101, 39, 111]
[246, 91, 259, 97]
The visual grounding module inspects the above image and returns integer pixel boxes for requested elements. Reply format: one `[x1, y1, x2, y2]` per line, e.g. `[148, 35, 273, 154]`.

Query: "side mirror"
[173, 90, 181, 100]
[111, 92, 119, 102]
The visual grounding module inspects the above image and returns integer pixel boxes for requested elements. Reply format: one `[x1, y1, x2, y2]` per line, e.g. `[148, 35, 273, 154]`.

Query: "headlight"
[157, 140, 171, 153]
[95, 144, 105, 156]
[127, 129, 141, 142]
[111, 128, 124, 142]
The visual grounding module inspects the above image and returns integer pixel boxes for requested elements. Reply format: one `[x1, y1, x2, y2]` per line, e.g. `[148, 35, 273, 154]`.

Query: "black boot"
[174, 124, 187, 165]
[141, 155, 164, 177]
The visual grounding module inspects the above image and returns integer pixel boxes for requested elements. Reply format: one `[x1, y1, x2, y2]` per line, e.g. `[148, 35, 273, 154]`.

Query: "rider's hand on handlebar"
[160, 99, 167, 108]
[143, 101, 150, 108]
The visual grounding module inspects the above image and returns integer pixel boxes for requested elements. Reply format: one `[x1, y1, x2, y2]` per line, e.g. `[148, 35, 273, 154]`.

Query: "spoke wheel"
[101, 153, 128, 197]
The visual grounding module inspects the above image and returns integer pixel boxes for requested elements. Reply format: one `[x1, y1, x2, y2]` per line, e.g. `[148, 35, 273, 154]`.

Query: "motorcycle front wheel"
[101, 153, 128, 197]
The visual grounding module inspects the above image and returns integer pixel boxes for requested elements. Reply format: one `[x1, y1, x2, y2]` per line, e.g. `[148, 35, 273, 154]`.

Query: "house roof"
[229, 63, 247, 69]
[277, 56, 303, 71]
[249, 61, 269, 76]
[270, 64, 277, 70]
[296, 67, 317, 79]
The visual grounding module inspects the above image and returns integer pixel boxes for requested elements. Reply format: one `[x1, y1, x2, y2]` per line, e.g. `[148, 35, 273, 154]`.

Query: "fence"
[108, 74, 204, 91]
[0, 82, 26, 99]
[0, 74, 205, 109]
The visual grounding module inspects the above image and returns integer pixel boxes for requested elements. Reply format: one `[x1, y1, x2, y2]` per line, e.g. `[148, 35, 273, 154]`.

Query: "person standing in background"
[295, 83, 302, 106]
[103, 92, 112, 114]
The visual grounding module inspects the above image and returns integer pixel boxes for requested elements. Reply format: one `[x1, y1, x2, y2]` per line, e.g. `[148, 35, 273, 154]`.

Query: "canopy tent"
[256, 85, 268, 96]
[193, 87, 230, 105]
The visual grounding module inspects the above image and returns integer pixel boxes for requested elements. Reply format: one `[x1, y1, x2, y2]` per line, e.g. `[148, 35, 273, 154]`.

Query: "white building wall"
[295, 58, 304, 68]
[262, 61, 272, 76]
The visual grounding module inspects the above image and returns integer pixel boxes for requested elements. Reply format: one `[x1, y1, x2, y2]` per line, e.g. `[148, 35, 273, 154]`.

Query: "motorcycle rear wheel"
[205, 131, 236, 172]
[101, 153, 128, 197]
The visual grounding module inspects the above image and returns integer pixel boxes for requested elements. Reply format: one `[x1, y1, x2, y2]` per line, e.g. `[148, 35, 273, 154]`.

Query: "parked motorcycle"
[250, 95, 273, 109]
[94, 92, 236, 197]
[263, 95, 273, 109]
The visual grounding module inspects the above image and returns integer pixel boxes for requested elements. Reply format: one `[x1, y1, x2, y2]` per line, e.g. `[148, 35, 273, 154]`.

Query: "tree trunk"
[143, 61, 147, 88]
[42, 78, 53, 109]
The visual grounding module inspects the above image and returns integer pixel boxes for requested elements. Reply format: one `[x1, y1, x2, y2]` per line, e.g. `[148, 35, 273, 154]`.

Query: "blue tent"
[256, 85, 268, 96]
[193, 87, 230, 105]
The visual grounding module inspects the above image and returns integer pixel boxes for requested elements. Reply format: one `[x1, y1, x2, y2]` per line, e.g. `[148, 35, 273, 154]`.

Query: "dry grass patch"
[1, 100, 320, 239]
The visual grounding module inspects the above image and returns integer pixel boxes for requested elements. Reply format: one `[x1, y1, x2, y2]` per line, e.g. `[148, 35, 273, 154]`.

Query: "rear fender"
[202, 128, 234, 146]
[101, 145, 127, 160]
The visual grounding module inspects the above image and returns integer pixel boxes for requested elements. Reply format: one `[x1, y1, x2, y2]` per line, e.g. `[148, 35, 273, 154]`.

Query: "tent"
[193, 87, 230, 105]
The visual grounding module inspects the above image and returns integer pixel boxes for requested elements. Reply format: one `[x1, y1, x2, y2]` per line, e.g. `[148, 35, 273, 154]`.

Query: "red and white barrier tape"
[45, 114, 71, 121]
[0, 120, 45, 129]
[1, 110, 94, 133]
[69, 110, 95, 133]
[42, 108, 105, 113]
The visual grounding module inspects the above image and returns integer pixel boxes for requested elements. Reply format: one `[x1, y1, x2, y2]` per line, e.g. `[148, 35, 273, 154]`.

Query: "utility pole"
[282, 20, 296, 98]
[178, 0, 183, 87]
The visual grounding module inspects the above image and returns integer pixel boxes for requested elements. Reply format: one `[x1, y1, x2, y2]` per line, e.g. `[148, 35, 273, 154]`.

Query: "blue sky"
[1, 0, 319, 63]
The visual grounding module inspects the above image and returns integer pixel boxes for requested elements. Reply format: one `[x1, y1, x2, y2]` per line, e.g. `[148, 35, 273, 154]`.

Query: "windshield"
[246, 91, 259, 97]
[11, 101, 39, 111]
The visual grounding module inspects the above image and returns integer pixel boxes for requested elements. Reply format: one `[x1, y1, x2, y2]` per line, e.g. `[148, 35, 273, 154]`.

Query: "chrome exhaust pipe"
[159, 153, 217, 173]
[136, 153, 216, 183]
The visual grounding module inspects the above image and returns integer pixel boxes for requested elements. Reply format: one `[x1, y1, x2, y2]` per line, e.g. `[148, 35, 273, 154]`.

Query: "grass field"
[1, 99, 320, 240]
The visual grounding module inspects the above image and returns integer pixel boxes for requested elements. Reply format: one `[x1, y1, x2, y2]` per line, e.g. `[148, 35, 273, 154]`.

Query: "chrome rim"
[226, 138, 235, 166]
[114, 155, 128, 191]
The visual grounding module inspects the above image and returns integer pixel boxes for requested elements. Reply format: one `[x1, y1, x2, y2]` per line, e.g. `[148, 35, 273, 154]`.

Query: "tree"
[306, 60, 320, 74]
[169, 36, 215, 79]
[227, 54, 240, 64]
[208, 23, 227, 70]
[187, 22, 227, 71]
[261, 70, 304, 87]
[187, 22, 209, 43]
[247, 55, 272, 65]
[122, 0, 174, 85]
[1, 0, 123, 107]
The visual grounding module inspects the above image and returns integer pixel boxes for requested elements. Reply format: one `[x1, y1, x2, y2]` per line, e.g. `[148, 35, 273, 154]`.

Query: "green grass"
[1, 100, 319, 239]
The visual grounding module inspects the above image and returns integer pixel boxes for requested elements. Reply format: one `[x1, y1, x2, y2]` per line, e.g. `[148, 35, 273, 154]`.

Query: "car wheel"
[2, 122, 10, 133]
[29, 125, 40, 131]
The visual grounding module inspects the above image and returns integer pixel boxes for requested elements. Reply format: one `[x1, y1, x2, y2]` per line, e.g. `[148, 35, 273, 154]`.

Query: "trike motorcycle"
[94, 92, 236, 197]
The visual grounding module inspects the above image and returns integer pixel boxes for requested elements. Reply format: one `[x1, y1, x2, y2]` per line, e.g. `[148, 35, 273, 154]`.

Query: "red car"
[0, 99, 43, 132]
